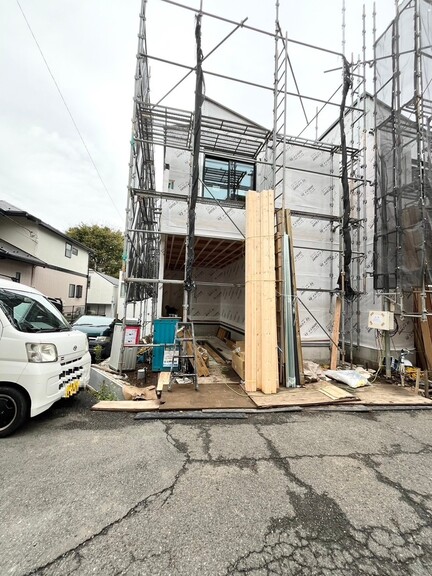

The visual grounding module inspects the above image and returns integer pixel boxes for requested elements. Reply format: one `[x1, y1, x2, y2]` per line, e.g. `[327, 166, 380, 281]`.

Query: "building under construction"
[117, 0, 432, 398]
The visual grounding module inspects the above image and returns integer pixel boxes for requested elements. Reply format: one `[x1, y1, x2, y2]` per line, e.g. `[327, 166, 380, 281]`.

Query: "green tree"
[66, 224, 123, 278]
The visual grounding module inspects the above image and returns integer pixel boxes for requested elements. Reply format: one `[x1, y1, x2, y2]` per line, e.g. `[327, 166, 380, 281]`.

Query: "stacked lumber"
[245, 190, 278, 394]
[178, 326, 210, 377]
[413, 291, 432, 371]
[231, 341, 245, 379]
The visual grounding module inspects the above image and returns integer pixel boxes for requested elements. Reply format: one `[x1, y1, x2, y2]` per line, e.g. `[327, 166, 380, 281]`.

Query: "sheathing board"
[258, 142, 343, 346]
[160, 197, 245, 241]
[160, 129, 415, 357]
[164, 263, 244, 330]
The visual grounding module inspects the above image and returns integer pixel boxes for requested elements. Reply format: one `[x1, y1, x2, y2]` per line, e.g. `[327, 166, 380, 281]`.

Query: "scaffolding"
[373, 0, 432, 373]
[119, 0, 371, 376]
[374, 0, 432, 304]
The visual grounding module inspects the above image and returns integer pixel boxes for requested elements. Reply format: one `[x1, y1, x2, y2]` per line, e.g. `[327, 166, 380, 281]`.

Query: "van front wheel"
[0, 387, 28, 438]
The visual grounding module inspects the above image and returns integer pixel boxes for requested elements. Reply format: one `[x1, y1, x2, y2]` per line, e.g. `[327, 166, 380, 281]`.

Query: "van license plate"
[65, 381, 80, 397]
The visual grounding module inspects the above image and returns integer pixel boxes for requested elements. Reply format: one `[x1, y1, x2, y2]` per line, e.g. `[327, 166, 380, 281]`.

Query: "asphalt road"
[2, 391, 432, 576]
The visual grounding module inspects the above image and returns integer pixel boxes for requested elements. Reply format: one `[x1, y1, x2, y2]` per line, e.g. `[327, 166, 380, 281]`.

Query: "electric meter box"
[368, 310, 395, 331]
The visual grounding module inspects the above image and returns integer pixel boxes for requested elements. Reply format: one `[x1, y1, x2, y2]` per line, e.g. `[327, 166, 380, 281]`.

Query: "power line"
[16, 0, 124, 223]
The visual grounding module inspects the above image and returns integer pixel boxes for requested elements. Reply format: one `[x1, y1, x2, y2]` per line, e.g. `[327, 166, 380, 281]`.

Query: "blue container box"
[152, 317, 180, 372]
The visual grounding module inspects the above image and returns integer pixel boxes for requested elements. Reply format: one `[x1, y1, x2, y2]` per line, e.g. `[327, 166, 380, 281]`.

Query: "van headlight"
[26, 343, 58, 363]
[95, 336, 110, 343]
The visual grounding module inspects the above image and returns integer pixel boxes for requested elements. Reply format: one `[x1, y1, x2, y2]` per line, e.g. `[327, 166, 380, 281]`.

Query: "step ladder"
[167, 322, 199, 392]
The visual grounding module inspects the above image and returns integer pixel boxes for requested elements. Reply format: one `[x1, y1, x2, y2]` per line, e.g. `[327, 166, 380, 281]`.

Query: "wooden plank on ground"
[330, 296, 342, 370]
[203, 344, 226, 365]
[248, 381, 355, 408]
[157, 371, 170, 393]
[91, 400, 160, 412]
[159, 383, 255, 410]
[318, 383, 354, 400]
[345, 381, 432, 405]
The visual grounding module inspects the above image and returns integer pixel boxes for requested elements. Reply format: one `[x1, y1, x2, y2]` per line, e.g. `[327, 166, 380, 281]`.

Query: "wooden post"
[245, 191, 258, 392]
[415, 368, 421, 395]
[330, 296, 342, 370]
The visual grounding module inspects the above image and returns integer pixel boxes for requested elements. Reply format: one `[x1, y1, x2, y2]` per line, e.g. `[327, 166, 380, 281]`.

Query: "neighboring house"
[0, 200, 90, 319]
[87, 270, 119, 317]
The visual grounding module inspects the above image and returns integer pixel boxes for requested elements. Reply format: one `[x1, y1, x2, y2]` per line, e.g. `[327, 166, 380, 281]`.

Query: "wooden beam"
[330, 296, 342, 370]
[245, 190, 258, 392]
[260, 190, 278, 394]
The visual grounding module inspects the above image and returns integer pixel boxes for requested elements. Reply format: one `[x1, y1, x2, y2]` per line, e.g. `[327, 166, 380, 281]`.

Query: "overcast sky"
[0, 0, 396, 234]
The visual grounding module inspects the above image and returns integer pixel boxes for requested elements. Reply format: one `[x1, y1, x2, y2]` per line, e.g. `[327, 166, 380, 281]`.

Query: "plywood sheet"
[91, 400, 160, 412]
[347, 382, 432, 405]
[248, 381, 356, 408]
[160, 383, 255, 410]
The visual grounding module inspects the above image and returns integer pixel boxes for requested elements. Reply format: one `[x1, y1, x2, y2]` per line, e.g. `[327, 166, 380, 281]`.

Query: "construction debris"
[324, 370, 371, 389]
[123, 384, 158, 401]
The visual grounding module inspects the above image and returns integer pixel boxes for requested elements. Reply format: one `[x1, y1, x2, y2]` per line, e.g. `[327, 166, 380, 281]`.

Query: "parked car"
[72, 315, 115, 359]
[0, 279, 91, 437]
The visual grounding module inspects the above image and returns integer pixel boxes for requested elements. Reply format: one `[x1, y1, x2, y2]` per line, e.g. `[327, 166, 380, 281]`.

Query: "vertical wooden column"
[245, 190, 279, 394]
[330, 296, 342, 370]
[245, 191, 258, 392]
[260, 190, 278, 393]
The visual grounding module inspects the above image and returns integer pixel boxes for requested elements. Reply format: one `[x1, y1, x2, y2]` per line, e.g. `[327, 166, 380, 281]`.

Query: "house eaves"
[0, 239, 47, 267]
[91, 270, 119, 286]
[0, 200, 92, 254]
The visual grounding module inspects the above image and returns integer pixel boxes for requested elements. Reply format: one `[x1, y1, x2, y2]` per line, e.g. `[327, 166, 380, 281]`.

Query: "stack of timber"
[231, 341, 245, 379]
[413, 291, 432, 372]
[181, 326, 210, 377]
[275, 209, 304, 387]
[245, 190, 278, 394]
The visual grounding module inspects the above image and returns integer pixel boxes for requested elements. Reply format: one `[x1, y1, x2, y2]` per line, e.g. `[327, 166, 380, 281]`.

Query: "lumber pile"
[183, 328, 210, 377]
[231, 341, 245, 379]
[245, 190, 278, 393]
[413, 291, 432, 371]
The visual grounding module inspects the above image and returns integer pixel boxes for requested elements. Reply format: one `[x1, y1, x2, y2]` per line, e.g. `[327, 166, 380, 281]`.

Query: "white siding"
[36, 228, 88, 274]
[0, 216, 39, 255]
[87, 271, 118, 317]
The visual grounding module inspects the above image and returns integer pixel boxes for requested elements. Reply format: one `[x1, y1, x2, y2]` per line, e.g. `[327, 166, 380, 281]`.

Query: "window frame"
[65, 242, 72, 258]
[202, 156, 256, 202]
[68, 284, 75, 298]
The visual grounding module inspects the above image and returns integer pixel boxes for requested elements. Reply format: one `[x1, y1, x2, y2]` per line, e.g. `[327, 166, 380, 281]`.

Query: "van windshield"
[0, 288, 71, 333]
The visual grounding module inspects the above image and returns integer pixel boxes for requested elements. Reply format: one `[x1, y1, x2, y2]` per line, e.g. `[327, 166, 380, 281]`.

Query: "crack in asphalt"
[25, 448, 188, 575]
[21, 416, 432, 576]
[361, 453, 432, 524]
[224, 423, 432, 576]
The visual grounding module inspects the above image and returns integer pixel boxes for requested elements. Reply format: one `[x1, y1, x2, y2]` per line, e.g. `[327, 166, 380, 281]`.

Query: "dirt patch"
[122, 362, 159, 388]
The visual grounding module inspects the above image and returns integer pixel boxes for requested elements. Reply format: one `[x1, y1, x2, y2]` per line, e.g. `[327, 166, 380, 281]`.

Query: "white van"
[0, 279, 91, 437]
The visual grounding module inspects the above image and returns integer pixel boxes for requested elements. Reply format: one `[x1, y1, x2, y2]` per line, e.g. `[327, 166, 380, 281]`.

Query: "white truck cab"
[0, 279, 91, 437]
